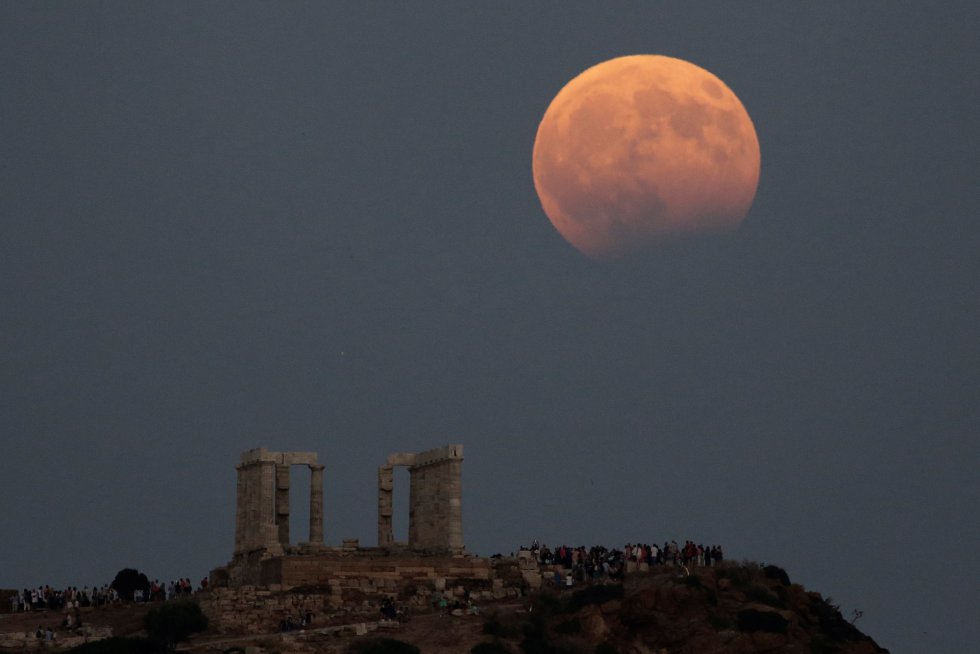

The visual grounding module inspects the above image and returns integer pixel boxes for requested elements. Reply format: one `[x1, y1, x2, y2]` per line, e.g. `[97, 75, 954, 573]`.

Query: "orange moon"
[532, 55, 760, 261]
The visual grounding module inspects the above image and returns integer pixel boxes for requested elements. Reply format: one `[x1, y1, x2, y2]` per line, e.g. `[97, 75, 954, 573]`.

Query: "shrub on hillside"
[144, 600, 208, 652]
[111, 569, 151, 602]
[530, 592, 565, 617]
[566, 584, 623, 612]
[554, 618, 582, 635]
[707, 613, 734, 631]
[808, 595, 866, 643]
[674, 573, 717, 605]
[736, 608, 788, 634]
[483, 614, 521, 638]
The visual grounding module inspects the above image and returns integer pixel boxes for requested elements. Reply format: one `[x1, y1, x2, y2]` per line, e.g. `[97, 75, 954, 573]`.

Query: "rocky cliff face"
[483, 562, 888, 654]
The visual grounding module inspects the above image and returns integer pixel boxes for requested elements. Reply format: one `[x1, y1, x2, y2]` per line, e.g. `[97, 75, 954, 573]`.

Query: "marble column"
[446, 458, 464, 553]
[234, 463, 246, 554]
[276, 464, 291, 546]
[309, 464, 324, 543]
[257, 459, 278, 548]
[377, 465, 394, 547]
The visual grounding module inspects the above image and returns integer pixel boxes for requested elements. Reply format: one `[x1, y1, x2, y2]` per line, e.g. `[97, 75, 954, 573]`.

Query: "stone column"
[276, 464, 291, 546]
[257, 459, 278, 548]
[235, 448, 294, 555]
[377, 465, 394, 547]
[234, 463, 246, 554]
[446, 458, 464, 553]
[244, 463, 262, 550]
[309, 464, 324, 543]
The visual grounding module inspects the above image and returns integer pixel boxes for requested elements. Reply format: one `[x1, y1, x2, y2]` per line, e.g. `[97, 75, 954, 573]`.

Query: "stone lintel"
[387, 452, 417, 467]
[240, 448, 319, 467]
[280, 451, 318, 466]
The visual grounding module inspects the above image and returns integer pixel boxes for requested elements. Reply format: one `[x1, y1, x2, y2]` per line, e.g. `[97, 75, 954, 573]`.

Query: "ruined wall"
[200, 553, 528, 635]
[275, 552, 490, 588]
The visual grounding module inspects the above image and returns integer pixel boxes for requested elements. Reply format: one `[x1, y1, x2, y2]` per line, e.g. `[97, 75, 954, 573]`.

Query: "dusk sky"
[1, 4, 977, 652]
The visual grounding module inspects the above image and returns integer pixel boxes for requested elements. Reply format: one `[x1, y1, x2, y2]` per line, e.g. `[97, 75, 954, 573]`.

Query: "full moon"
[532, 55, 760, 261]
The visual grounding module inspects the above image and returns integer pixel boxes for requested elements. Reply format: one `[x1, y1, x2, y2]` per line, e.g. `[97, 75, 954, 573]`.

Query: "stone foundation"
[203, 551, 535, 634]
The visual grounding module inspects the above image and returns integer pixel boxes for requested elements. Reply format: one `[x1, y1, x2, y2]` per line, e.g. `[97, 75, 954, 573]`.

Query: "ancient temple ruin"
[216, 444, 466, 588]
[377, 444, 464, 553]
[204, 444, 546, 634]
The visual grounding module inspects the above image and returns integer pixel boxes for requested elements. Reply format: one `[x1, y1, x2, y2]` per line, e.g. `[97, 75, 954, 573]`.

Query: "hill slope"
[471, 562, 888, 654]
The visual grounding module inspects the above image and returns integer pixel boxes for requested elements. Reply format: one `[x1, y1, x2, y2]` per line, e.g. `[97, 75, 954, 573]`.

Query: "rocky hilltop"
[0, 561, 889, 653]
[478, 562, 889, 654]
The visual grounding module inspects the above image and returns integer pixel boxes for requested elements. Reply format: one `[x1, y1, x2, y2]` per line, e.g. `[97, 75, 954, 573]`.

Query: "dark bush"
[566, 584, 623, 611]
[736, 609, 788, 634]
[144, 600, 208, 652]
[707, 613, 734, 631]
[594, 644, 618, 654]
[531, 592, 566, 616]
[483, 618, 504, 636]
[675, 573, 717, 605]
[347, 638, 420, 654]
[808, 596, 865, 643]
[483, 615, 520, 638]
[681, 574, 703, 588]
[111, 569, 151, 602]
[554, 619, 581, 635]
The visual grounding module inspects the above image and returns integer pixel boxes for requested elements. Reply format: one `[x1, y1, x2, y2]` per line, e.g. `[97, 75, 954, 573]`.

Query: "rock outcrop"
[478, 562, 888, 654]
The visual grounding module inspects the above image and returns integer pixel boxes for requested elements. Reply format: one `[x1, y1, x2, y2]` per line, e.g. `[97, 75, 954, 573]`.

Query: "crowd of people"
[517, 539, 725, 584]
[138, 578, 203, 602]
[278, 610, 315, 633]
[10, 586, 117, 613]
[9, 577, 208, 614]
[8, 576, 208, 644]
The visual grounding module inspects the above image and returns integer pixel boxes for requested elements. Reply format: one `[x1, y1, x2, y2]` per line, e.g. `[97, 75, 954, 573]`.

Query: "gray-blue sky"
[1, 3, 977, 651]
